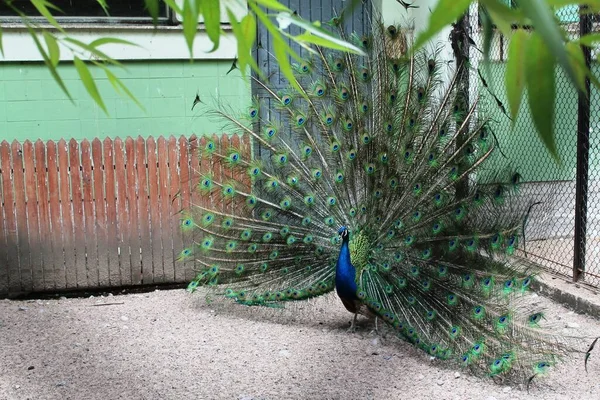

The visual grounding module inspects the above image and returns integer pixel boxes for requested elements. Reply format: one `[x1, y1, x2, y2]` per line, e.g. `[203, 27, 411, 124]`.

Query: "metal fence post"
[573, 5, 592, 282]
[451, 12, 471, 200]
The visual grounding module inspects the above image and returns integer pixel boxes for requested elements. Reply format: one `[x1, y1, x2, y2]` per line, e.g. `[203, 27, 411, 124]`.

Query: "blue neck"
[335, 239, 358, 299]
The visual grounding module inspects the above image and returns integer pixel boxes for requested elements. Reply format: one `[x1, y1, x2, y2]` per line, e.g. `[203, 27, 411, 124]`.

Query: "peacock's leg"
[347, 313, 358, 332]
[369, 317, 380, 336]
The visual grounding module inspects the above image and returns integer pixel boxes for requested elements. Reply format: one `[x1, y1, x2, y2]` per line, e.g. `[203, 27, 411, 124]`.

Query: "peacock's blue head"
[338, 226, 349, 242]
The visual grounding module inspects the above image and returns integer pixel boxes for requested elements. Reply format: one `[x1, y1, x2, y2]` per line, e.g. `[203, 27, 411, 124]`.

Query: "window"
[0, 0, 171, 24]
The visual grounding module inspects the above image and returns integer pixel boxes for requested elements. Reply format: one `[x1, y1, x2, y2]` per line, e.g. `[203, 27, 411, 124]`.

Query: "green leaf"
[518, 0, 581, 94]
[479, 4, 495, 93]
[202, 0, 221, 52]
[564, 40, 600, 93]
[272, 36, 300, 92]
[102, 66, 146, 112]
[74, 57, 108, 114]
[63, 37, 123, 67]
[162, 0, 182, 14]
[96, 0, 109, 15]
[182, 0, 199, 55]
[43, 31, 60, 67]
[0, 25, 4, 56]
[249, 2, 302, 94]
[277, 12, 364, 55]
[525, 33, 558, 161]
[480, 0, 522, 38]
[578, 33, 600, 46]
[293, 31, 358, 53]
[89, 37, 140, 48]
[413, 0, 472, 51]
[30, 0, 65, 33]
[228, 10, 259, 75]
[240, 12, 257, 51]
[144, 0, 160, 24]
[25, 24, 71, 101]
[505, 29, 527, 123]
[565, 42, 587, 92]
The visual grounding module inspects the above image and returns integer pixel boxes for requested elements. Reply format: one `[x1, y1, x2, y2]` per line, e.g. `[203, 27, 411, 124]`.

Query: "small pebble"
[59, 296, 67, 300]
[503, 387, 512, 393]
[566, 322, 580, 329]
[56, 381, 66, 387]
[18, 306, 28, 311]
[27, 366, 34, 370]
[121, 315, 129, 321]
[437, 380, 444, 386]
[278, 349, 290, 358]
[454, 372, 461, 379]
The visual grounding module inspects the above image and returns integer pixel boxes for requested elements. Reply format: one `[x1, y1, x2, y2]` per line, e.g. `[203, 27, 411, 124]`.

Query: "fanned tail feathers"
[180, 16, 572, 381]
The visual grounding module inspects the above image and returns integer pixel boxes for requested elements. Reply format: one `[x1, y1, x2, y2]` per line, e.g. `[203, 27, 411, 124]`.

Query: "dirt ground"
[1, 289, 599, 400]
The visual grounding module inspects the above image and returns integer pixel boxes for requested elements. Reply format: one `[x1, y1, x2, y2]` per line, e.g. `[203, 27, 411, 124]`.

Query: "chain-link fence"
[472, 4, 600, 287]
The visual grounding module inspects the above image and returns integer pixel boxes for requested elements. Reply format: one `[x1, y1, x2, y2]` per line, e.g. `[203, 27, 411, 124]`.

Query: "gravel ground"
[1, 289, 599, 400]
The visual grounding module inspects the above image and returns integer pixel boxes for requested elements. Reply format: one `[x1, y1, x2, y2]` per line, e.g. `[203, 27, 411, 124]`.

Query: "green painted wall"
[482, 62, 600, 182]
[0, 60, 251, 142]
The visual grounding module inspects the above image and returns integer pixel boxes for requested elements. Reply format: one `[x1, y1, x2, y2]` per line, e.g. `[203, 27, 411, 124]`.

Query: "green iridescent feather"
[180, 8, 578, 384]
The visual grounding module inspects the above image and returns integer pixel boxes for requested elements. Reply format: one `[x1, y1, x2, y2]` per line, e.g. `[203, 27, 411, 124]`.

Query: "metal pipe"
[573, 5, 592, 282]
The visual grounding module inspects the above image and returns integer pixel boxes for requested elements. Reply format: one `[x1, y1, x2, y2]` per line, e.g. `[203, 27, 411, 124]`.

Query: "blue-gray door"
[251, 0, 370, 157]
[252, 0, 369, 95]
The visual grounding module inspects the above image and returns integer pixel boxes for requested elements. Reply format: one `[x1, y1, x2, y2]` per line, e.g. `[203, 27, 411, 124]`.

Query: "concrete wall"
[0, 60, 250, 142]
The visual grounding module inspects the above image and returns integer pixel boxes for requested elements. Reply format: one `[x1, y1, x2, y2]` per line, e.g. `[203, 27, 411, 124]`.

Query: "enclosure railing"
[472, 4, 600, 288]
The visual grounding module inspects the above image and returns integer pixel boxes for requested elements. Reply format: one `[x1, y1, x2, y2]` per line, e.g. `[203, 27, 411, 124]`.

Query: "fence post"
[573, 5, 592, 282]
[451, 12, 471, 200]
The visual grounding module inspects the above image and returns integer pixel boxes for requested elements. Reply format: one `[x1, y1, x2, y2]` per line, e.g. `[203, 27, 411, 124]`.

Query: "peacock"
[179, 9, 578, 382]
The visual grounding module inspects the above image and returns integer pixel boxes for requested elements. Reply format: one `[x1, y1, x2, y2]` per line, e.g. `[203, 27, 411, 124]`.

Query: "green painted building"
[0, 1, 250, 142]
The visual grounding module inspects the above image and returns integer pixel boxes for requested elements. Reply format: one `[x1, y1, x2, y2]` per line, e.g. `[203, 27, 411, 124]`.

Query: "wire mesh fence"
[473, 4, 600, 287]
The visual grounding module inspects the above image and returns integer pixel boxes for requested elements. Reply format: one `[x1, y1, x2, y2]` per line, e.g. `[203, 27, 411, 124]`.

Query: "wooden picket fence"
[0, 134, 250, 297]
